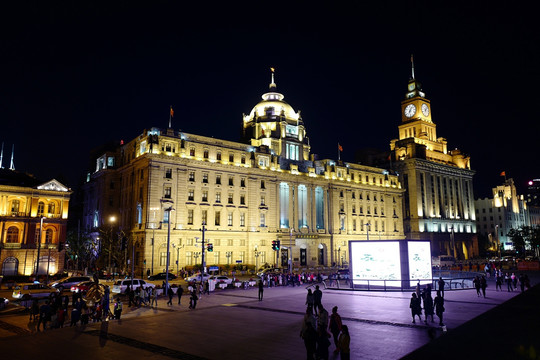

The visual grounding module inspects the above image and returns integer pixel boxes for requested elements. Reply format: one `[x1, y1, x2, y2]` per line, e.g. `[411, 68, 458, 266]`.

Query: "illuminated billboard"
[350, 241, 402, 287]
[407, 241, 432, 287]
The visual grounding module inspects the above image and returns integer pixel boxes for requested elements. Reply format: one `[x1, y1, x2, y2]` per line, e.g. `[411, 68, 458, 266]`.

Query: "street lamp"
[365, 222, 371, 241]
[173, 243, 183, 275]
[289, 228, 294, 273]
[108, 215, 116, 273]
[495, 225, 500, 258]
[163, 205, 174, 295]
[254, 246, 261, 271]
[225, 251, 232, 265]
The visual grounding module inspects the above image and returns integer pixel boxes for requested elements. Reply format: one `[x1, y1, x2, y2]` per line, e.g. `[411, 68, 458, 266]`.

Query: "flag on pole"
[270, 67, 275, 73]
[170, 106, 174, 118]
[500, 171, 506, 177]
[338, 143, 343, 152]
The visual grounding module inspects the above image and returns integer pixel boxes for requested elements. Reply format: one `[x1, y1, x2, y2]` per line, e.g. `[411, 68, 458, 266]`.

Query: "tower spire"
[270, 67, 276, 89]
[0, 142, 4, 169]
[9, 144, 15, 170]
[411, 54, 415, 80]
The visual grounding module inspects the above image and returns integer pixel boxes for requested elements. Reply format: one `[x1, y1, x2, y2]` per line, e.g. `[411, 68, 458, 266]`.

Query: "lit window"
[216, 175, 221, 185]
[188, 189, 194, 201]
[228, 212, 233, 226]
[188, 209, 194, 225]
[260, 213, 266, 227]
[202, 191, 208, 202]
[215, 192, 221, 203]
[189, 172, 195, 182]
[190, 148, 195, 156]
[240, 213, 245, 227]
[202, 173, 208, 183]
[215, 211, 221, 226]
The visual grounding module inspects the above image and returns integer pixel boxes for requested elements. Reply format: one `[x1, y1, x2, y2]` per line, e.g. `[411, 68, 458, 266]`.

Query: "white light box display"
[350, 241, 402, 287]
[407, 241, 433, 287]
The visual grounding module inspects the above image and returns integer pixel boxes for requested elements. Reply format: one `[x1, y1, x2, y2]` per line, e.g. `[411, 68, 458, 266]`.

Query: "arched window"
[2, 257, 19, 276]
[6, 227, 19, 243]
[48, 202, 56, 214]
[37, 201, 45, 216]
[45, 229, 53, 243]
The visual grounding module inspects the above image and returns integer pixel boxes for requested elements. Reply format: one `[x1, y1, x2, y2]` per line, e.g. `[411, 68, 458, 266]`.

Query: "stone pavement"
[0, 279, 531, 359]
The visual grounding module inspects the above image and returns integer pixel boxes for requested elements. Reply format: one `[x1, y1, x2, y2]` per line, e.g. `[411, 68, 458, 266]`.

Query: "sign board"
[236, 260, 242, 263]
[209, 266, 219, 271]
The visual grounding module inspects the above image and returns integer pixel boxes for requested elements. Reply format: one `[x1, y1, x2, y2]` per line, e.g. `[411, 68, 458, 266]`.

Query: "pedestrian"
[114, 297, 123, 319]
[167, 286, 174, 306]
[70, 304, 80, 327]
[423, 291, 435, 323]
[81, 303, 90, 325]
[127, 285, 134, 307]
[480, 275, 487, 298]
[57, 307, 66, 328]
[37, 300, 51, 331]
[496, 273, 503, 291]
[30, 299, 39, 321]
[473, 276, 481, 297]
[337, 325, 350, 360]
[505, 273, 513, 292]
[306, 288, 314, 315]
[189, 290, 198, 309]
[204, 281, 210, 295]
[434, 290, 445, 326]
[511, 272, 517, 290]
[258, 280, 264, 301]
[329, 306, 343, 353]
[313, 285, 323, 316]
[410, 293, 422, 324]
[300, 320, 317, 360]
[316, 325, 331, 360]
[438, 277, 445, 297]
[177, 285, 184, 305]
[317, 304, 329, 332]
[150, 287, 158, 307]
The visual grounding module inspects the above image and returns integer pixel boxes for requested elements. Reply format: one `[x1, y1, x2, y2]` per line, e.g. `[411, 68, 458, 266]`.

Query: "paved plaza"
[0, 276, 535, 359]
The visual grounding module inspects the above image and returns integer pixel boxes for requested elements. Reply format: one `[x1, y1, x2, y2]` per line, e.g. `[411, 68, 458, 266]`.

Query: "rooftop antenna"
[169, 105, 174, 128]
[0, 142, 4, 169]
[411, 54, 415, 80]
[270, 67, 276, 89]
[9, 144, 15, 170]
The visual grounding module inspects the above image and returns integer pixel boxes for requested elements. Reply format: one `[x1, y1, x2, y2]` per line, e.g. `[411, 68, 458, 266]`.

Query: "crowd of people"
[410, 283, 445, 326]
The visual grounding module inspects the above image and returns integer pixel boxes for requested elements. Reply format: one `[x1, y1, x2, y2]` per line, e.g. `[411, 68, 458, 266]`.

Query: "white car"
[186, 273, 211, 283]
[210, 275, 233, 285]
[112, 279, 155, 294]
[12, 283, 59, 300]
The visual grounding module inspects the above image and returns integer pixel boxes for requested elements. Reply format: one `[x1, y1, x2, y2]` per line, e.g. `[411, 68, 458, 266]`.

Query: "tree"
[65, 230, 96, 271]
[507, 228, 526, 256]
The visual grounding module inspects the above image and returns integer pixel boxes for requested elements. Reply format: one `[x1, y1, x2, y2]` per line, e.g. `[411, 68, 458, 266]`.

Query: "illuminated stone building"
[83, 72, 405, 275]
[389, 61, 477, 259]
[476, 178, 534, 250]
[0, 169, 71, 275]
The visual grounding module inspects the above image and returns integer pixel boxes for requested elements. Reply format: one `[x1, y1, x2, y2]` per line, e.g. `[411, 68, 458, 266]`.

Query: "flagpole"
[169, 106, 172, 128]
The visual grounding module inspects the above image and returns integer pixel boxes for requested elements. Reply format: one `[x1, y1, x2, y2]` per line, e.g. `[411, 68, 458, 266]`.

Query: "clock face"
[408, 83, 415, 91]
[404, 104, 416, 118]
[421, 103, 429, 116]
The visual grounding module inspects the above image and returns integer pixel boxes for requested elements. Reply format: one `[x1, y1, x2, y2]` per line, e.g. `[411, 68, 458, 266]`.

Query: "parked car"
[257, 268, 283, 277]
[112, 279, 155, 294]
[12, 283, 59, 300]
[210, 275, 233, 285]
[148, 272, 177, 281]
[50, 276, 91, 292]
[185, 273, 211, 284]
[70, 281, 95, 293]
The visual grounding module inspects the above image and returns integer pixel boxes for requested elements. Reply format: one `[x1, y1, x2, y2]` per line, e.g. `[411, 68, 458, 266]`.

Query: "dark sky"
[0, 2, 538, 198]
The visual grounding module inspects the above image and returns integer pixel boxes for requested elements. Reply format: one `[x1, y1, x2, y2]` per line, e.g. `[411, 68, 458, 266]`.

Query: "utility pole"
[201, 223, 206, 274]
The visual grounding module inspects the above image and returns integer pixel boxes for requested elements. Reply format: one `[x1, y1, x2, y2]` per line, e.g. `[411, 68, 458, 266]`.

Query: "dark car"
[148, 272, 177, 281]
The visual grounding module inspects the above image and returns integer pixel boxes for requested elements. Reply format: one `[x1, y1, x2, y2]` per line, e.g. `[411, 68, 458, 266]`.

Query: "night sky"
[0, 2, 538, 198]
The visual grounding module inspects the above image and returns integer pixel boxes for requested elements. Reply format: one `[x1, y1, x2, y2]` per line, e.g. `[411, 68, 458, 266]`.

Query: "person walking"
[480, 275, 487, 298]
[434, 290, 445, 326]
[258, 280, 264, 301]
[423, 291, 435, 323]
[410, 293, 422, 324]
[300, 320, 317, 360]
[306, 288, 315, 315]
[150, 287, 158, 308]
[337, 325, 350, 360]
[30, 299, 39, 321]
[313, 285, 323, 316]
[316, 325, 331, 360]
[438, 277, 445, 297]
[511, 272, 517, 290]
[505, 273, 513, 292]
[177, 285, 184, 305]
[167, 286, 174, 306]
[496, 273, 503, 291]
[189, 290, 198, 309]
[519, 273, 526, 292]
[114, 297, 123, 319]
[329, 306, 343, 353]
[317, 305, 329, 333]
[37, 300, 51, 331]
[473, 276, 481, 297]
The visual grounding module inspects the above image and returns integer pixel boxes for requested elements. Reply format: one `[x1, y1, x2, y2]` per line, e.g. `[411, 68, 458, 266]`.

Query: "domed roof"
[245, 71, 301, 122]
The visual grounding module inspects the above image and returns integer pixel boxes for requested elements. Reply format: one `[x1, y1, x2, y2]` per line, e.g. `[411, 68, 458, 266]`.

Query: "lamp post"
[289, 228, 294, 273]
[108, 216, 116, 274]
[163, 205, 174, 296]
[226, 251, 232, 265]
[495, 225, 500, 258]
[337, 247, 341, 267]
[365, 222, 371, 241]
[35, 217, 45, 276]
[254, 246, 261, 271]
[200, 222, 207, 274]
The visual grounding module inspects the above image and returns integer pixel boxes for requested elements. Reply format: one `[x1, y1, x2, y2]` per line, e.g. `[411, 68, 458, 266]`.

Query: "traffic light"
[276, 240, 280, 250]
[272, 241, 276, 250]
[207, 243, 213, 252]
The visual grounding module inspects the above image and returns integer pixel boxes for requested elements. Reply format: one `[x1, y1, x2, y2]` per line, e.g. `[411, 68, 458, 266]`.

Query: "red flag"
[338, 143, 343, 152]
[170, 106, 174, 118]
[500, 171, 506, 177]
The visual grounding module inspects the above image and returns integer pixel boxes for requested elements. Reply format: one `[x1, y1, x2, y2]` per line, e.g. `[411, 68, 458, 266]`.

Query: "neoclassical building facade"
[389, 64, 478, 259]
[0, 169, 71, 276]
[83, 74, 405, 275]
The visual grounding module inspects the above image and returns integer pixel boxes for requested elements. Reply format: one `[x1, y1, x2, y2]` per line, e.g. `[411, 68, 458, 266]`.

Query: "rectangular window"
[188, 209, 194, 225]
[215, 211, 221, 226]
[216, 152, 222, 161]
[261, 195, 266, 205]
[229, 153, 234, 163]
[202, 173, 209, 183]
[203, 150, 209, 159]
[215, 192, 221, 203]
[228, 212, 233, 226]
[216, 175, 221, 184]
[260, 213, 266, 227]
[189, 172, 195, 182]
[241, 156, 246, 164]
[202, 210, 208, 224]
[202, 190, 208, 202]
[241, 178, 246, 187]
[165, 168, 172, 179]
[160, 252, 170, 266]
[164, 186, 171, 199]
[261, 180, 266, 189]
[240, 194, 245, 205]
[229, 176, 234, 186]
[240, 213, 245, 227]
[188, 189, 194, 201]
[190, 148, 195, 156]
[228, 193, 234, 204]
